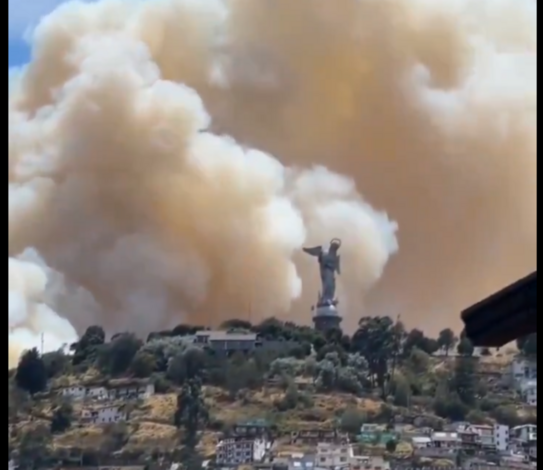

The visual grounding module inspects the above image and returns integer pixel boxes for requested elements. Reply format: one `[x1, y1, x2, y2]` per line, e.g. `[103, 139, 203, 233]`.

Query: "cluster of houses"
[210, 419, 538, 470]
[410, 422, 537, 463]
[214, 421, 390, 470]
[58, 379, 155, 425]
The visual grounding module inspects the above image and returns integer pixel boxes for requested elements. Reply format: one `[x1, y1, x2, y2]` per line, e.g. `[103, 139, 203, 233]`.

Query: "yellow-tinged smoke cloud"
[8, 0, 536, 367]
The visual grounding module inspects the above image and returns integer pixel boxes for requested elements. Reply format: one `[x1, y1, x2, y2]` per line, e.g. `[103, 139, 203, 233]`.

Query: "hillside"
[8, 318, 537, 467]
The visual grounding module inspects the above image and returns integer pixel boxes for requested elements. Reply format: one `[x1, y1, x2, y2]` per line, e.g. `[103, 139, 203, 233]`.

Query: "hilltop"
[8, 318, 537, 468]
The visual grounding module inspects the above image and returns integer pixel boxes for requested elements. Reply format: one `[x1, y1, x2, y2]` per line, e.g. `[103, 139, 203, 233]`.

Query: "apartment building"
[216, 437, 270, 466]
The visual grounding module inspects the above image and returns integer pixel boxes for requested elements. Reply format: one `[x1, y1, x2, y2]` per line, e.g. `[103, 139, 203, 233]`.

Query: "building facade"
[215, 437, 269, 466]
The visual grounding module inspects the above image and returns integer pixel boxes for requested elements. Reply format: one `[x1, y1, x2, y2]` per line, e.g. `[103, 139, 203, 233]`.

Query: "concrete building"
[59, 380, 154, 401]
[521, 381, 537, 406]
[431, 432, 460, 450]
[106, 380, 155, 400]
[81, 405, 128, 424]
[216, 437, 269, 466]
[314, 442, 354, 468]
[511, 358, 537, 392]
[411, 436, 432, 449]
[349, 455, 390, 470]
[268, 452, 317, 470]
[511, 424, 537, 444]
[493, 424, 511, 452]
[194, 331, 261, 354]
[60, 384, 107, 401]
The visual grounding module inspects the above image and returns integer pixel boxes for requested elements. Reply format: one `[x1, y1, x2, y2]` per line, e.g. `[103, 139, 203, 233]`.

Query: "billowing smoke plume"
[9, 0, 536, 366]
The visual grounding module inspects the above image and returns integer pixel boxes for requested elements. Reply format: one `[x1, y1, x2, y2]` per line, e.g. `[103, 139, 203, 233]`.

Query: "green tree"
[130, 350, 157, 378]
[338, 408, 367, 434]
[42, 350, 70, 378]
[437, 328, 457, 356]
[352, 316, 396, 397]
[433, 392, 468, 421]
[99, 333, 142, 375]
[225, 359, 263, 398]
[456, 331, 475, 357]
[71, 325, 105, 365]
[167, 347, 207, 385]
[452, 356, 477, 406]
[393, 376, 411, 407]
[492, 405, 523, 427]
[15, 348, 47, 395]
[404, 329, 439, 356]
[51, 401, 73, 434]
[386, 439, 398, 453]
[174, 377, 209, 448]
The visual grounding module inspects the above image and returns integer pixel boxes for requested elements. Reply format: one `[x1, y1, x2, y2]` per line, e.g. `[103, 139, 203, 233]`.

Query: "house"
[456, 423, 510, 452]
[411, 436, 432, 449]
[268, 452, 317, 470]
[314, 442, 354, 468]
[81, 404, 128, 424]
[60, 384, 107, 401]
[458, 425, 481, 450]
[106, 379, 155, 400]
[474, 425, 495, 448]
[431, 432, 460, 449]
[194, 330, 261, 354]
[510, 358, 537, 389]
[493, 424, 511, 452]
[511, 425, 537, 444]
[290, 428, 347, 445]
[215, 437, 270, 466]
[349, 456, 390, 470]
[231, 418, 274, 439]
[59, 380, 154, 401]
[520, 380, 537, 406]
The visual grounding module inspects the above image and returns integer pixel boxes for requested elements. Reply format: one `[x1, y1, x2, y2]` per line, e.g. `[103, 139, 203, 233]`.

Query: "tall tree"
[16, 348, 47, 395]
[99, 333, 142, 376]
[437, 328, 457, 356]
[70, 325, 105, 365]
[457, 330, 475, 357]
[452, 356, 478, 406]
[352, 316, 396, 397]
[174, 377, 209, 449]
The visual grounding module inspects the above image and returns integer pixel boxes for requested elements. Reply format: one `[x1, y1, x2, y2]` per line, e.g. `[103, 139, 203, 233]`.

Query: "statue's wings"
[336, 255, 341, 275]
[303, 246, 323, 257]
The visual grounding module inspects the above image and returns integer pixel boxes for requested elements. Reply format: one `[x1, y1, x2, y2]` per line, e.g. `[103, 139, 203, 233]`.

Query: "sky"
[8, 0, 75, 66]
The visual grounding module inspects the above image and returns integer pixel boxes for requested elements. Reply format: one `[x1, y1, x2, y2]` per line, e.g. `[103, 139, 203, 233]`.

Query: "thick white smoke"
[8, 0, 536, 367]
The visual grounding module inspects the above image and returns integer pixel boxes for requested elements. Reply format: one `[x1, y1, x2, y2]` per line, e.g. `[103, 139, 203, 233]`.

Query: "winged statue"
[303, 238, 341, 307]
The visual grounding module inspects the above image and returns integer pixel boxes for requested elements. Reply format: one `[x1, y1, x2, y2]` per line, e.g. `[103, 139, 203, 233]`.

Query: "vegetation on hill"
[8, 318, 537, 468]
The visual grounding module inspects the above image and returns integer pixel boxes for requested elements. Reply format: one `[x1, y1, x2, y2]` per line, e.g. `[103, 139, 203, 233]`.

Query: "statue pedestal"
[312, 304, 342, 333]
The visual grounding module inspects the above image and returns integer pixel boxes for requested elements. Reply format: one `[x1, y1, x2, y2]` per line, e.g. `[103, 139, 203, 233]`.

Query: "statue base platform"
[312, 304, 342, 332]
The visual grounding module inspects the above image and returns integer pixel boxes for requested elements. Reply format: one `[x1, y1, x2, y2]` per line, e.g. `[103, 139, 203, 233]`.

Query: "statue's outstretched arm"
[303, 246, 323, 257]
